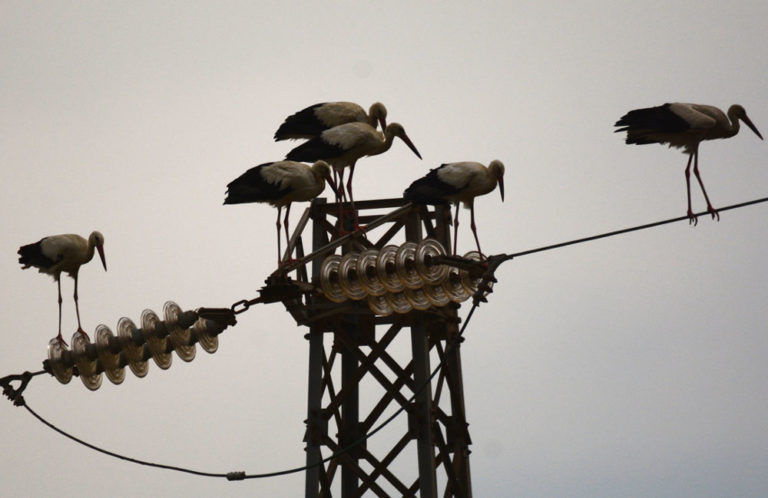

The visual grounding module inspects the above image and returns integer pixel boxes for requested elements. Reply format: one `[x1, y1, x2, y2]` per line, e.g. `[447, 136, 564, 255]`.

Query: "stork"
[404, 160, 505, 256]
[224, 160, 338, 265]
[274, 101, 388, 141]
[615, 103, 763, 224]
[18, 231, 107, 346]
[285, 122, 422, 225]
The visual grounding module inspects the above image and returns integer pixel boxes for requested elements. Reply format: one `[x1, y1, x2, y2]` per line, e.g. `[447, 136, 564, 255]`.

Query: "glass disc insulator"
[442, 268, 471, 303]
[47, 338, 73, 384]
[72, 331, 102, 391]
[142, 309, 172, 370]
[404, 287, 431, 311]
[117, 317, 148, 378]
[415, 238, 450, 285]
[357, 249, 386, 297]
[95, 324, 124, 385]
[423, 283, 451, 308]
[163, 301, 196, 362]
[338, 252, 366, 300]
[376, 245, 404, 293]
[395, 242, 423, 290]
[385, 291, 413, 314]
[367, 294, 393, 316]
[191, 319, 219, 354]
[319, 255, 347, 303]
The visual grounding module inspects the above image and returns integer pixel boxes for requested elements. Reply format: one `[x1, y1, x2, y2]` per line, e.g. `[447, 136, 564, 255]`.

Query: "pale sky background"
[2, 1, 767, 497]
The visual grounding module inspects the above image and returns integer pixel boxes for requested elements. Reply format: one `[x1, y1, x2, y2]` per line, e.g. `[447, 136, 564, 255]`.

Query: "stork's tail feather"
[223, 187, 260, 205]
[614, 104, 689, 145]
[403, 185, 452, 206]
[274, 104, 323, 141]
[17, 240, 53, 269]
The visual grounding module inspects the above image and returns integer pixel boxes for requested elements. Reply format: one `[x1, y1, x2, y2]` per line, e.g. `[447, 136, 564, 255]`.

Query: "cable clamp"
[1, 371, 34, 407]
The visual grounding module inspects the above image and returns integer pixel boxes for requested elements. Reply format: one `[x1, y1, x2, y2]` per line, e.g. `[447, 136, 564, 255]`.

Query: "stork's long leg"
[73, 271, 89, 340]
[56, 277, 66, 346]
[692, 149, 720, 221]
[332, 169, 344, 203]
[452, 202, 461, 255]
[337, 168, 347, 203]
[684, 152, 696, 225]
[331, 167, 346, 235]
[332, 169, 340, 201]
[276, 206, 282, 266]
[468, 200, 483, 257]
[346, 163, 361, 229]
[283, 203, 292, 262]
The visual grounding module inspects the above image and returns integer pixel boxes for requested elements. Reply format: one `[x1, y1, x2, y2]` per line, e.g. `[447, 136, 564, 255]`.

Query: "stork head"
[386, 123, 422, 160]
[731, 105, 763, 140]
[369, 102, 388, 131]
[89, 231, 107, 271]
[313, 161, 341, 199]
[489, 160, 505, 202]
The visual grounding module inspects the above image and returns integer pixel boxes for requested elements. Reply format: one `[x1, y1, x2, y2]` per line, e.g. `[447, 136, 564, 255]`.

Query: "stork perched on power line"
[224, 160, 338, 265]
[404, 160, 505, 256]
[18, 231, 107, 346]
[615, 103, 763, 224]
[274, 101, 388, 141]
[285, 122, 422, 226]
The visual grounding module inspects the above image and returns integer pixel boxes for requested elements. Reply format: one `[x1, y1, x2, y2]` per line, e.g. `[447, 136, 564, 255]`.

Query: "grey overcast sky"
[2, 1, 767, 496]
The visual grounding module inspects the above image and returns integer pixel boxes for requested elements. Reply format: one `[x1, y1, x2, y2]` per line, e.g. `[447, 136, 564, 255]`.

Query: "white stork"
[404, 160, 505, 256]
[285, 122, 422, 225]
[224, 160, 338, 265]
[615, 103, 763, 224]
[18, 231, 107, 346]
[274, 101, 388, 141]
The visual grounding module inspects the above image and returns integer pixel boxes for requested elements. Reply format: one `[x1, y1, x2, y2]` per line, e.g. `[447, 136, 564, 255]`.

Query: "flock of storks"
[17, 100, 763, 346]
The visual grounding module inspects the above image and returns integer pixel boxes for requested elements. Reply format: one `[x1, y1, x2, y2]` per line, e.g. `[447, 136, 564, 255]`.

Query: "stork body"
[285, 122, 422, 221]
[18, 231, 107, 345]
[224, 160, 337, 264]
[615, 103, 763, 224]
[274, 101, 388, 141]
[404, 160, 505, 256]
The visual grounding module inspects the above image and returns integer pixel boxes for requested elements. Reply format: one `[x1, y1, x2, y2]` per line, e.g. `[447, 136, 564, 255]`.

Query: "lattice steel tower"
[276, 198, 476, 498]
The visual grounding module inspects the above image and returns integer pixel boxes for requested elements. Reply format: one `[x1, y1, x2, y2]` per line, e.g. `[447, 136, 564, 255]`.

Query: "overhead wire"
[4, 194, 768, 480]
[10, 301, 481, 481]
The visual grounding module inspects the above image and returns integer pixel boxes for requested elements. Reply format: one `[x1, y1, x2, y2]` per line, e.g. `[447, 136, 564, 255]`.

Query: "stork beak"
[379, 116, 387, 131]
[325, 174, 341, 200]
[400, 134, 422, 160]
[97, 245, 107, 271]
[498, 176, 505, 202]
[742, 115, 763, 140]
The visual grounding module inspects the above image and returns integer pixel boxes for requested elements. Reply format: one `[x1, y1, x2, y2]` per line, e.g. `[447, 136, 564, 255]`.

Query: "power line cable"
[10, 301, 481, 481]
[5, 194, 768, 480]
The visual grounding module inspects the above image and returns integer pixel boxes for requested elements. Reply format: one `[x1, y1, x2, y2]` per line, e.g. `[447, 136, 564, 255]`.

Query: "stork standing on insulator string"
[404, 160, 505, 256]
[18, 231, 107, 346]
